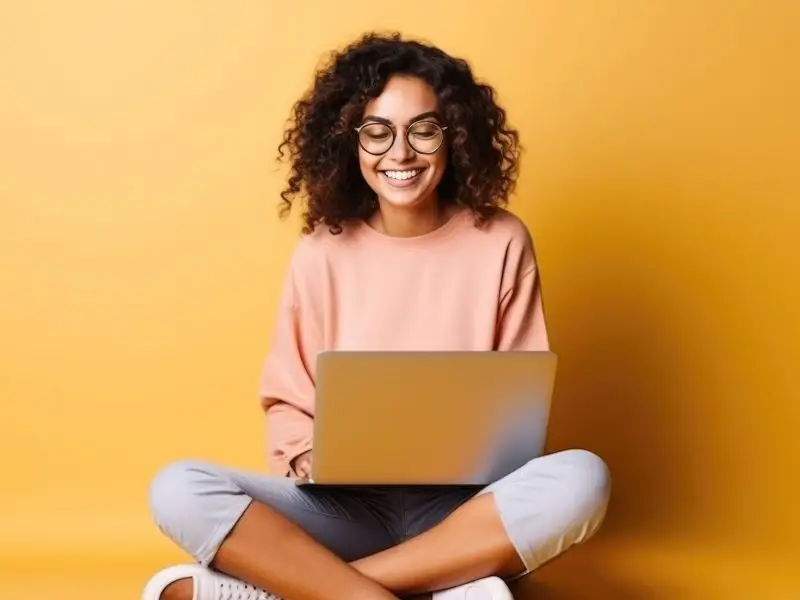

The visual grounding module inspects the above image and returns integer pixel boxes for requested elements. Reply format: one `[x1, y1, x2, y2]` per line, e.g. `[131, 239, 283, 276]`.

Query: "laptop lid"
[308, 351, 557, 486]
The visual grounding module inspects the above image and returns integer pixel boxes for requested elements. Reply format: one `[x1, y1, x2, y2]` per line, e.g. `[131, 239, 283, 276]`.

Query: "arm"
[494, 232, 550, 352]
[259, 247, 322, 476]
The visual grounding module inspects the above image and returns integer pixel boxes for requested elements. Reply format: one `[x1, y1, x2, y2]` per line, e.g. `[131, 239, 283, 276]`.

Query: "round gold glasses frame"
[354, 121, 448, 156]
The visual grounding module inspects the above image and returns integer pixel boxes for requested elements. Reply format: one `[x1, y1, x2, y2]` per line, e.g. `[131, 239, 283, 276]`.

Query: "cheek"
[428, 152, 448, 184]
[358, 149, 380, 178]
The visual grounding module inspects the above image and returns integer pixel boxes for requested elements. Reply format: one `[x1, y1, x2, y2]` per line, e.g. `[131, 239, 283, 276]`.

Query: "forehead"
[363, 75, 439, 123]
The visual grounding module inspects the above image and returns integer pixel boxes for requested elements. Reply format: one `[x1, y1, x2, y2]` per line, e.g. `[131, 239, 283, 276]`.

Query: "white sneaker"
[432, 576, 514, 599]
[142, 564, 280, 600]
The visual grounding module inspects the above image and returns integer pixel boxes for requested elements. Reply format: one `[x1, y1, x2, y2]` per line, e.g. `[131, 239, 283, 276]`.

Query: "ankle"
[161, 577, 193, 600]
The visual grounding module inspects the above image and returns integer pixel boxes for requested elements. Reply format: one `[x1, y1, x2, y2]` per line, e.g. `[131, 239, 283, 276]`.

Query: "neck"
[372, 198, 451, 238]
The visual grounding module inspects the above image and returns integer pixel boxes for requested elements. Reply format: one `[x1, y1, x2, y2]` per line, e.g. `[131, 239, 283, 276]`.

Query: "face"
[357, 75, 447, 211]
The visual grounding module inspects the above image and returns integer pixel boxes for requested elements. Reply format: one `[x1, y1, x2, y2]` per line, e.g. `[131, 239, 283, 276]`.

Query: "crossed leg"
[149, 450, 610, 600]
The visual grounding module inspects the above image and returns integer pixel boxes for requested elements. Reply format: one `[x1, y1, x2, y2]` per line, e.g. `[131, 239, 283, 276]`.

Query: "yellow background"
[1, 1, 798, 598]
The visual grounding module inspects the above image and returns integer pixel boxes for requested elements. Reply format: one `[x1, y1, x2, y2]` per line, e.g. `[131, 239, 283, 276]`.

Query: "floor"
[1, 536, 797, 599]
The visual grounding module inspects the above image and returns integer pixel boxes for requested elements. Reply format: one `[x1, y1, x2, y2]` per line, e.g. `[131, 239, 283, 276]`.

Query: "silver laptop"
[298, 351, 557, 486]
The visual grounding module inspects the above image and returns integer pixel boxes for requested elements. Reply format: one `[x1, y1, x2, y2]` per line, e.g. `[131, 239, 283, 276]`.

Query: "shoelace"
[216, 579, 280, 600]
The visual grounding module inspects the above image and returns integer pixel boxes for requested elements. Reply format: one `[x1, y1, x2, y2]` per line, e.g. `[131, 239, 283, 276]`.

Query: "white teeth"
[383, 169, 420, 180]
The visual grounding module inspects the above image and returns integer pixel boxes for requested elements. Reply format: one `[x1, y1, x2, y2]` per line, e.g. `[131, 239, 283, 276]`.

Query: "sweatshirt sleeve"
[494, 229, 550, 352]
[259, 248, 321, 476]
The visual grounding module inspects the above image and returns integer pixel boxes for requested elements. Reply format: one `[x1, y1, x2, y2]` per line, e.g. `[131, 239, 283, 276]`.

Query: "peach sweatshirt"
[259, 208, 550, 476]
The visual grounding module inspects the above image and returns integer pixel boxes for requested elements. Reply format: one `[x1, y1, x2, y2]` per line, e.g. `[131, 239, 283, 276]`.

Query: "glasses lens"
[407, 121, 444, 154]
[358, 123, 393, 154]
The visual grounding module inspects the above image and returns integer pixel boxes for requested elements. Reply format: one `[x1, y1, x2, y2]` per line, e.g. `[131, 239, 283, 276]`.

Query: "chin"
[380, 190, 431, 209]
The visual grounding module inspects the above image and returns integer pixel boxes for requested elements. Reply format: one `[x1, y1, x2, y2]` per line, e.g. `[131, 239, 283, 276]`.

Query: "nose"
[386, 130, 414, 161]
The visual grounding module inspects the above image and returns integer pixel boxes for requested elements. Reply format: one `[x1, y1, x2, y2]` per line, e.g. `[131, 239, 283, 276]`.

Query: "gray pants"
[149, 449, 610, 577]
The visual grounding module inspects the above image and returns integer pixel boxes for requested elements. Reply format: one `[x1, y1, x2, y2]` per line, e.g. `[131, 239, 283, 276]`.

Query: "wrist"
[289, 449, 312, 475]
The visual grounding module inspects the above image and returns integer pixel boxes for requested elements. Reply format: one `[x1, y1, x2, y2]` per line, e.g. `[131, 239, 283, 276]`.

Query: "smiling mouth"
[381, 168, 425, 182]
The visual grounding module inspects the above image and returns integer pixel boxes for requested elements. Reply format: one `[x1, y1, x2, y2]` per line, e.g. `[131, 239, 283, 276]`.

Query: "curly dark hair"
[277, 32, 521, 234]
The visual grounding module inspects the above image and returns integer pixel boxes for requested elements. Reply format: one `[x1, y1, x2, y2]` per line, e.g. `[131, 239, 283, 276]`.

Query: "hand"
[292, 450, 313, 479]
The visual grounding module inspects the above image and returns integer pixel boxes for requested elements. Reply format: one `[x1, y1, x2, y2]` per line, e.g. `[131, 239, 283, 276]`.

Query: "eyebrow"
[360, 111, 441, 126]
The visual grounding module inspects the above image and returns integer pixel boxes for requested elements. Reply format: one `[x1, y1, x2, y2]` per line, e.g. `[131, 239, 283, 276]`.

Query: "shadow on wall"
[507, 174, 706, 599]
[532, 174, 703, 541]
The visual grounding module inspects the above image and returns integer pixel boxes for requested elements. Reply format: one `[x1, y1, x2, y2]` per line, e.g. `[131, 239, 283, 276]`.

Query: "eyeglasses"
[354, 121, 447, 155]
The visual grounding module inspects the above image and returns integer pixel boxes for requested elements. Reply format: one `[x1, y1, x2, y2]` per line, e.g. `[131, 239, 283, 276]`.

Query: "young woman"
[143, 33, 610, 600]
